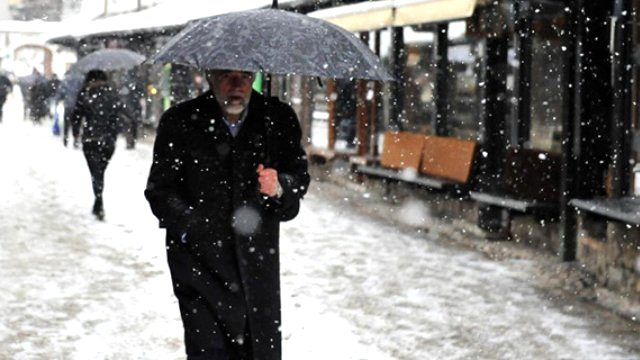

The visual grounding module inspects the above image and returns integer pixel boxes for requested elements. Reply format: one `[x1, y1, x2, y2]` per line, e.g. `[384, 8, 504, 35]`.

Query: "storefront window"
[403, 36, 435, 134]
[447, 39, 482, 141]
[527, 2, 569, 154]
[399, 22, 482, 140]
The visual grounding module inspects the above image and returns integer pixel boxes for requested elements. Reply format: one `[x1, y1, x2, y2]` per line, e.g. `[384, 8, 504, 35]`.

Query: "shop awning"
[309, 1, 394, 32]
[310, 0, 478, 32]
[47, 0, 297, 45]
[393, 0, 477, 27]
[0, 20, 60, 34]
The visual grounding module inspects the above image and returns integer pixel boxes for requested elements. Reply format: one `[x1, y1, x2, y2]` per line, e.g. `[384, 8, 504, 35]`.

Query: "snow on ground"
[0, 92, 639, 359]
[0, 93, 183, 359]
[284, 192, 640, 360]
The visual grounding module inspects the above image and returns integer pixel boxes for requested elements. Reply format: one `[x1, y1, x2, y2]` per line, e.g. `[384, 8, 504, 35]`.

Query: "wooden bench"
[354, 131, 477, 191]
[570, 197, 640, 225]
[306, 145, 361, 166]
[306, 146, 336, 165]
[470, 147, 560, 214]
[421, 135, 477, 184]
[469, 191, 556, 212]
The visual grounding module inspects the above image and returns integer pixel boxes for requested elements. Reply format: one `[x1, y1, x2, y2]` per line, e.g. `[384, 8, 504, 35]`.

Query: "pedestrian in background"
[145, 69, 309, 359]
[119, 69, 145, 149]
[72, 70, 122, 220]
[0, 72, 12, 122]
[28, 72, 49, 123]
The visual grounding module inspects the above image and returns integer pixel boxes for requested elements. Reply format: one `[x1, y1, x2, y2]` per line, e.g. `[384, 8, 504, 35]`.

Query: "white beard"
[224, 103, 245, 115]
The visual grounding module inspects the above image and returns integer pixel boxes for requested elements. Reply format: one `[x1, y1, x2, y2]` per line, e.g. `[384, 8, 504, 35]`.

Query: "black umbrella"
[75, 49, 145, 73]
[18, 72, 44, 87]
[57, 69, 85, 110]
[148, 8, 393, 81]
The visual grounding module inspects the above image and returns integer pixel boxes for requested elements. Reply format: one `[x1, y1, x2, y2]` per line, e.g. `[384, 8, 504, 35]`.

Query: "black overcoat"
[145, 90, 309, 359]
[72, 81, 120, 145]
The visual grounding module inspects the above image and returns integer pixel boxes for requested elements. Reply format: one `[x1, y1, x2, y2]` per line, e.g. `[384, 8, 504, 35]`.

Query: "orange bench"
[380, 131, 425, 170]
[421, 135, 477, 184]
[355, 131, 478, 190]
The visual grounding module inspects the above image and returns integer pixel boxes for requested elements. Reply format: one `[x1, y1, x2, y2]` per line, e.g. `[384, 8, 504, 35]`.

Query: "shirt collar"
[222, 108, 249, 137]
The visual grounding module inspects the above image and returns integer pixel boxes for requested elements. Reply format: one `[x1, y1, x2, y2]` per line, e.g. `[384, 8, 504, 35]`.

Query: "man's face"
[206, 70, 255, 115]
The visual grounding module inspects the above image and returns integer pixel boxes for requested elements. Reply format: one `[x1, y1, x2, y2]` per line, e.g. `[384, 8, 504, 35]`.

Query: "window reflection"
[528, 2, 568, 154]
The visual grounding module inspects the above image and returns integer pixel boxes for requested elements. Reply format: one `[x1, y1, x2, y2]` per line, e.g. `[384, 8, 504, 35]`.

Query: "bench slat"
[469, 191, 554, 212]
[357, 165, 446, 190]
[570, 198, 640, 225]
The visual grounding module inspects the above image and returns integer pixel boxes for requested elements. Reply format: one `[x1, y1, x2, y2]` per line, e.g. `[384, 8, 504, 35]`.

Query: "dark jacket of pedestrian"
[26, 71, 48, 122]
[0, 73, 12, 122]
[0, 73, 11, 99]
[74, 78, 120, 145]
[72, 70, 121, 220]
[145, 89, 309, 359]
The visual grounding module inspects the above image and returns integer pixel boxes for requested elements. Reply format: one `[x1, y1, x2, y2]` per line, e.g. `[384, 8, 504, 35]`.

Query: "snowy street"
[1, 93, 639, 360]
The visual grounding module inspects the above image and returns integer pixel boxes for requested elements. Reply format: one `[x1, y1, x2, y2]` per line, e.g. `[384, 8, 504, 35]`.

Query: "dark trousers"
[63, 110, 81, 145]
[82, 141, 115, 201]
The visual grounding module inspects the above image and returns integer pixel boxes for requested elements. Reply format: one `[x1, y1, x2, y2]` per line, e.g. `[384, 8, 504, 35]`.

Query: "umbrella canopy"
[57, 70, 85, 110]
[148, 8, 393, 81]
[18, 72, 45, 87]
[75, 49, 145, 73]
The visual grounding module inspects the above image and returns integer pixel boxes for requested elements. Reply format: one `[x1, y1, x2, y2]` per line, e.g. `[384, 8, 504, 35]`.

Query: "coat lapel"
[190, 91, 232, 143]
[232, 92, 270, 164]
[235, 91, 266, 144]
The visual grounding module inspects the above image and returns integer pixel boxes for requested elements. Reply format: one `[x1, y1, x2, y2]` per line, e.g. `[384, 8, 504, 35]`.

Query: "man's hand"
[257, 164, 280, 197]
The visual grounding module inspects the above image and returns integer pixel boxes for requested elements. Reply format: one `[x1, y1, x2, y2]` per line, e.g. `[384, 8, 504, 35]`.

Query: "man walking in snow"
[145, 69, 309, 359]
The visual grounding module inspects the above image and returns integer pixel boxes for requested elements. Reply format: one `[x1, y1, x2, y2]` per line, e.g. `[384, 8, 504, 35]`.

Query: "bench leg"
[382, 178, 391, 198]
[478, 205, 510, 240]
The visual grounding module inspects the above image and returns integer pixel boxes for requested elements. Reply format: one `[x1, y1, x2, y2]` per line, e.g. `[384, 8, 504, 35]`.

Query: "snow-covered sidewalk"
[1, 93, 638, 359]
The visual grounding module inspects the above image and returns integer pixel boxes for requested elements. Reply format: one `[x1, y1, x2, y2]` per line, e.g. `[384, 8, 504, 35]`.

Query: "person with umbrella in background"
[70, 48, 145, 219]
[18, 68, 46, 122]
[72, 70, 123, 220]
[119, 69, 145, 149]
[28, 71, 50, 123]
[145, 3, 390, 359]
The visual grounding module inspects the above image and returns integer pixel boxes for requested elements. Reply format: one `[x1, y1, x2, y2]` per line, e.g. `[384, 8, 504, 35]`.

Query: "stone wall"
[510, 216, 562, 255]
[577, 216, 640, 300]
